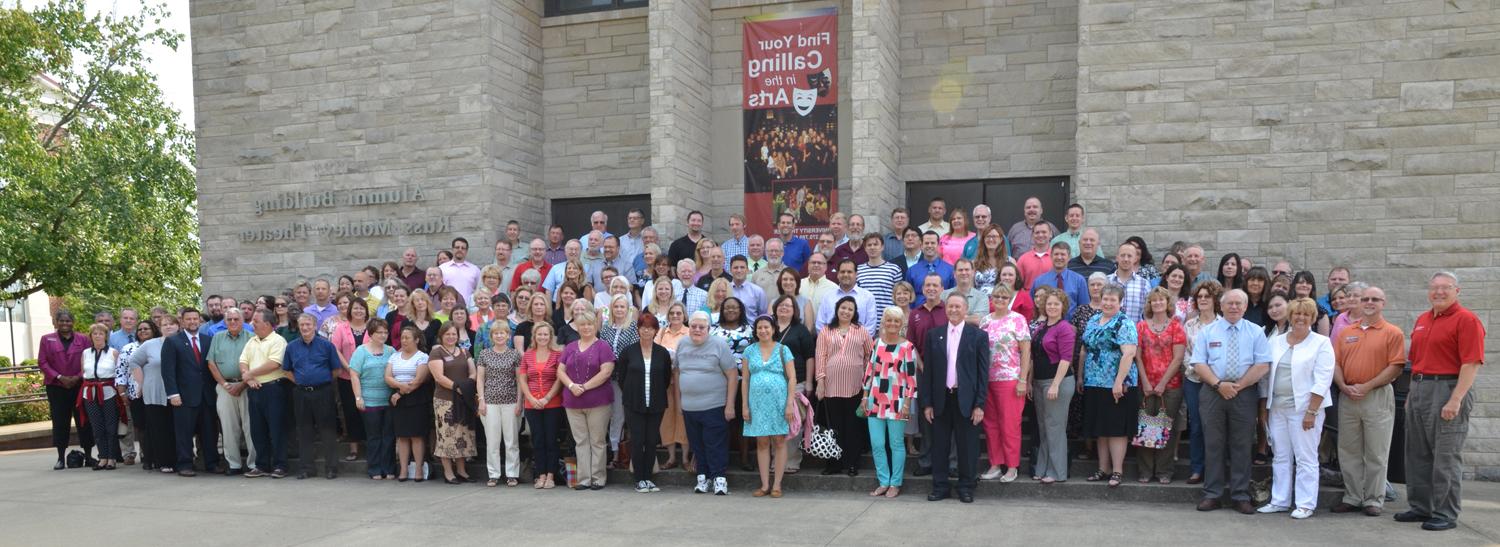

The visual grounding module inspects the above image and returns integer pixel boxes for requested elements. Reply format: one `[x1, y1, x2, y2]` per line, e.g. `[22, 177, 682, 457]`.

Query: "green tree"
[0, 0, 199, 313]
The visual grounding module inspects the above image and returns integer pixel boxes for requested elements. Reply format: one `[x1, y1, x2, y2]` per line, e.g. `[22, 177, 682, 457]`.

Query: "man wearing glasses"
[1395, 272, 1485, 532]
[1331, 286, 1405, 516]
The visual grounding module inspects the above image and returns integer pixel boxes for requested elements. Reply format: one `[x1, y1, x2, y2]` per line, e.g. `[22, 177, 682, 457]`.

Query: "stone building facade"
[192, 0, 1497, 476]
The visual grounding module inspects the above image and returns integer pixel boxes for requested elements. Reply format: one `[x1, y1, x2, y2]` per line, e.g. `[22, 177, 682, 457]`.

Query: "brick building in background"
[191, 0, 1496, 476]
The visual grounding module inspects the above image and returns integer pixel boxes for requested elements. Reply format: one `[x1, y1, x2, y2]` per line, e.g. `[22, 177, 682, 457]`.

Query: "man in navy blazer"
[161, 307, 220, 476]
[920, 293, 991, 503]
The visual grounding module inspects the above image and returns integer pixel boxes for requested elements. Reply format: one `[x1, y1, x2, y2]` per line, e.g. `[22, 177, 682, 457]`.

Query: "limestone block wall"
[542, 15, 651, 200]
[897, 0, 1079, 183]
[1075, 0, 1500, 477]
[193, 0, 544, 292]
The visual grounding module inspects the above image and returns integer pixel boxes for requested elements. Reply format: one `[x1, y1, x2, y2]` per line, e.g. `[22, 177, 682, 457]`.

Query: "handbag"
[805, 401, 842, 460]
[1131, 395, 1172, 449]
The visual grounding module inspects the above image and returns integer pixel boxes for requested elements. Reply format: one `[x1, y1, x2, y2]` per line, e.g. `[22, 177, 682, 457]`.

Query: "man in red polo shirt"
[1395, 271, 1485, 532]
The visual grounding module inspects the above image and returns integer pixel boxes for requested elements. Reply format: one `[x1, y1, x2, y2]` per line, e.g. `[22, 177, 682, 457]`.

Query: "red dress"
[1135, 319, 1186, 390]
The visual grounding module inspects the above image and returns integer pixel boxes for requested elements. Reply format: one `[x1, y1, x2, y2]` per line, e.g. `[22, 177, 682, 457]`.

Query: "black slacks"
[46, 384, 93, 456]
[293, 383, 340, 474]
[626, 408, 664, 482]
[930, 391, 980, 495]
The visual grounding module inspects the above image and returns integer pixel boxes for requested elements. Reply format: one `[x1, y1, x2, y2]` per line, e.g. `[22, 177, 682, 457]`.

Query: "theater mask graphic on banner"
[792, 88, 817, 116]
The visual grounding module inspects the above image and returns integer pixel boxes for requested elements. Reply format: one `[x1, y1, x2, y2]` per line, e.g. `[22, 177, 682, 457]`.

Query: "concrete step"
[285, 453, 1336, 506]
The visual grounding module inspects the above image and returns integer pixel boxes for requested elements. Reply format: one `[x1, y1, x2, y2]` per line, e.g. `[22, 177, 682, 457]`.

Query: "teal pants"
[867, 416, 907, 487]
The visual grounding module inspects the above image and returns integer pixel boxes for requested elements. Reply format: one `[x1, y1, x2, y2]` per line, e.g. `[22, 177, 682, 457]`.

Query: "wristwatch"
[1212, 381, 1222, 390]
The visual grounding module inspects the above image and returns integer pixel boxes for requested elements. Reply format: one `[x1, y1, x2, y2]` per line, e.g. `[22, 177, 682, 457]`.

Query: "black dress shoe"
[914, 467, 932, 477]
[927, 489, 951, 502]
[820, 467, 841, 476]
[203, 467, 220, 475]
[84, 457, 100, 469]
[958, 491, 974, 503]
[846, 468, 859, 477]
[1330, 503, 1359, 513]
[1233, 501, 1256, 515]
[1196, 499, 1221, 512]
[54, 459, 65, 470]
[1422, 518, 1457, 531]
[1394, 510, 1430, 523]
[325, 470, 338, 480]
[178, 469, 197, 477]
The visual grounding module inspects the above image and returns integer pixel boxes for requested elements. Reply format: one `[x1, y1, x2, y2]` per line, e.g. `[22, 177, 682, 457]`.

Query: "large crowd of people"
[35, 200, 1484, 530]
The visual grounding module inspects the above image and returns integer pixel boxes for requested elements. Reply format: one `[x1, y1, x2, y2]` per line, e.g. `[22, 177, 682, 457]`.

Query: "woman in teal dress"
[740, 316, 797, 498]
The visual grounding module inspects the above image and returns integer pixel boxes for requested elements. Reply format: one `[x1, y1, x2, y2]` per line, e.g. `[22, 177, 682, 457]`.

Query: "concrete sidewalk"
[2, 448, 1498, 546]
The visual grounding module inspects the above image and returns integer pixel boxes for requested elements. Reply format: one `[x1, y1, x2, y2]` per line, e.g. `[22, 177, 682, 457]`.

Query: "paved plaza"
[3, 449, 1498, 546]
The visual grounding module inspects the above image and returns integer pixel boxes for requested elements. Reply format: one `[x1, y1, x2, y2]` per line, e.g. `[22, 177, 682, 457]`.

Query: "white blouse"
[81, 346, 120, 399]
[389, 350, 429, 384]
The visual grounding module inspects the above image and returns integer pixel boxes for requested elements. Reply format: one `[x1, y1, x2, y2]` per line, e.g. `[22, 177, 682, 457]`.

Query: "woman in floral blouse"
[979, 284, 1032, 482]
[1079, 285, 1139, 488]
[1134, 287, 1186, 484]
[861, 306, 918, 498]
[477, 323, 523, 487]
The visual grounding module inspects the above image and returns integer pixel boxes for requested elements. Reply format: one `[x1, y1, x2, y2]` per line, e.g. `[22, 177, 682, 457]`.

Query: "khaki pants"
[1338, 385, 1394, 508]
[567, 405, 611, 487]
[216, 384, 256, 470]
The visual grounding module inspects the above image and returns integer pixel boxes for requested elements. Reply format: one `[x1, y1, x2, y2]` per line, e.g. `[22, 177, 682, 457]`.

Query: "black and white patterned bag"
[806, 424, 842, 461]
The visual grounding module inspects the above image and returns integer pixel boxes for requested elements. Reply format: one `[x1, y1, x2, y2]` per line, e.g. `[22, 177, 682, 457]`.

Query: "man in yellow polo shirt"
[239, 309, 289, 478]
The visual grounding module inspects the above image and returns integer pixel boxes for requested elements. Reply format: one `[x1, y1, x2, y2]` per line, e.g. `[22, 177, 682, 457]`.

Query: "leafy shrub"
[0, 372, 48, 426]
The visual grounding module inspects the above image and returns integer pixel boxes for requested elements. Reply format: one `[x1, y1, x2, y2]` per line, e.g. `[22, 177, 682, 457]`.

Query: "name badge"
[443, 356, 454, 363]
[1344, 336, 1359, 344]
[1209, 341, 1222, 348]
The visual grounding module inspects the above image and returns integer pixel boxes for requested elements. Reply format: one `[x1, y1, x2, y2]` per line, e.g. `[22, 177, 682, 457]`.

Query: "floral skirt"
[432, 398, 476, 458]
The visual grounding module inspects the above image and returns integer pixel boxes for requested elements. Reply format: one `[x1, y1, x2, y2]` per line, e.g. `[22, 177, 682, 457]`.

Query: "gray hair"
[1087, 272, 1109, 284]
[765, 237, 784, 249]
[223, 308, 243, 319]
[972, 204, 991, 216]
[1344, 281, 1369, 294]
[688, 310, 712, 326]
[641, 226, 658, 238]
[644, 242, 661, 255]
[520, 269, 542, 283]
[1100, 284, 1126, 301]
[1431, 271, 1459, 286]
[297, 312, 320, 324]
[1221, 289, 1248, 305]
[256, 309, 277, 325]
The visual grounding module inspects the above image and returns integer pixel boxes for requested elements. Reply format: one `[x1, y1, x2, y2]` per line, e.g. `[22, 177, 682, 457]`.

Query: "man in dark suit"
[161, 307, 220, 476]
[920, 293, 991, 503]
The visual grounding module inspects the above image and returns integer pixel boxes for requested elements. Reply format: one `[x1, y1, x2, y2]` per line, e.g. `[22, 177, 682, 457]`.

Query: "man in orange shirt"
[1331, 286, 1405, 516]
[1395, 272, 1486, 532]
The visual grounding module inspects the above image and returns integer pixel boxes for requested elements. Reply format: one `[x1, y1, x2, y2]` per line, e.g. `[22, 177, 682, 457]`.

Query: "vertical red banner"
[742, 9, 838, 239]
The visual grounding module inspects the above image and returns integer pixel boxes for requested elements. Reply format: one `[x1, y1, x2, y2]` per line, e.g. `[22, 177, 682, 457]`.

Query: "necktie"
[1225, 324, 1239, 380]
[189, 335, 201, 362]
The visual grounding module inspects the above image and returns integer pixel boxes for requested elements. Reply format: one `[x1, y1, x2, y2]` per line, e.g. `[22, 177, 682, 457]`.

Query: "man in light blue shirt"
[1190, 289, 1271, 514]
[907, 231, 955, 306]
[727, 256, 765, 319]
[617, 209, 647, 264]
[108, 308, 140, 351]
[1030, 243, 1089, 317]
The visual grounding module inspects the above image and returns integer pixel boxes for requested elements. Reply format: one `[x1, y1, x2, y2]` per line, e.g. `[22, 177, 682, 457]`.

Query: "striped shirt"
[815, 325, 873, 398]
[856, 261, 904, 316]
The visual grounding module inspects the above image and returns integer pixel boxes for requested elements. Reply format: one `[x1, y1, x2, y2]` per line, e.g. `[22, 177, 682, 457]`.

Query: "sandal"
[487, 479, 499, 487]
[1159, 476, 1172, 484]
[1107, 472, 1122, 488]
[1253, 452, 1269, 466]
[770, 489, 783, 498]
[1040, 477, 1056, 485]
[662, 460, 678, 470]
[870, 486, 888, 497]
[507, 478, 518, 487]
[885, 487, 899, 498]
[344, 453, 359, 462]
[533, 477, 544, 489]
[1085, 470, 1108, 482]
[543, 475, 555, 489]
[753, 488, 769, 497]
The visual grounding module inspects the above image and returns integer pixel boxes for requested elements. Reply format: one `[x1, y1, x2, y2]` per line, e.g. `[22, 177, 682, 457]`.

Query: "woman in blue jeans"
[348, 319, 396, 479]
[673, 311, 739, 495]
[1182, 280, 1223, 484]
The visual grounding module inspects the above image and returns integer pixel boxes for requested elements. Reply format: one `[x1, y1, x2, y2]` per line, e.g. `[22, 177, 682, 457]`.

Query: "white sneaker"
[694, 474, 709, 493]
[1290, 508, 1314, 519]
[980, 467, 1003, 480]
[713, 476, 729, 495]
[635, 481, 650, 493]
[646, 480, 661, 493]
[1257, 504, 1291, 514]
[1000, 468, 1018, 483]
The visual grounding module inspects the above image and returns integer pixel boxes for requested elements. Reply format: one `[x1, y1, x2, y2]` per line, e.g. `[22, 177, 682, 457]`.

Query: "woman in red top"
[1134, 287, 1186, 483]
[519, 322, 564, 489]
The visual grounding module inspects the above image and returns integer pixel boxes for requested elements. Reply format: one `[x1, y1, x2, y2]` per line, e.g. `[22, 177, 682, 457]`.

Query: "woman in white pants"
[1258, 297, 1334, 519]
[477, 323, 523, 487]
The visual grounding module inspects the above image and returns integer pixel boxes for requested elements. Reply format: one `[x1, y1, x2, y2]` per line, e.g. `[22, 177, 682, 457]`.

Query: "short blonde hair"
[572, 308, 598, 327]
[89, 323, 111, 339]
[1287, 297, 1319, 320]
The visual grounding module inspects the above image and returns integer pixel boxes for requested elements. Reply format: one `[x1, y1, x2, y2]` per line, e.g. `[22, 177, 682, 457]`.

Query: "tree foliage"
[0, 0, 199, 313]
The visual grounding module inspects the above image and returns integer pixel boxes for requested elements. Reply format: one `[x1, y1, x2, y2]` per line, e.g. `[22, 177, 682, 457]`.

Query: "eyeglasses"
[275, 303, 288, 308]
[1360, 297, 1385, 303]
[1273, 270, 1290, 276]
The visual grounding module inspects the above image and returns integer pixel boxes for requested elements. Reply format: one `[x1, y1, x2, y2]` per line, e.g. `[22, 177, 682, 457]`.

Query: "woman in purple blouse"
[1029, 286, 1077, 484]
[557, 309, 616, 490]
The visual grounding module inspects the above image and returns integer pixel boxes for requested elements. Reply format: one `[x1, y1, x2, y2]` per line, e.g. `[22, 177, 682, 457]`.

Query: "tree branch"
[40, 55, 119, 151]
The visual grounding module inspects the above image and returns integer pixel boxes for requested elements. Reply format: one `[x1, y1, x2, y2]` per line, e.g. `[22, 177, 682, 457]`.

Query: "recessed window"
[545, 0, 647, 17]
